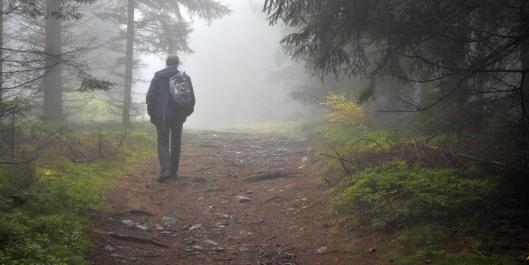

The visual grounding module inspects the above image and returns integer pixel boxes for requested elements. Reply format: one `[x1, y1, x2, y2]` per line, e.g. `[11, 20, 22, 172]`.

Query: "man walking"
[146, 55, 195, 182]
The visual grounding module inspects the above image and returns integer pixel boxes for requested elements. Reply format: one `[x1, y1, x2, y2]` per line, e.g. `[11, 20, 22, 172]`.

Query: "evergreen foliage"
[264, 0, 529, 169]
[101, 0, 230, 54]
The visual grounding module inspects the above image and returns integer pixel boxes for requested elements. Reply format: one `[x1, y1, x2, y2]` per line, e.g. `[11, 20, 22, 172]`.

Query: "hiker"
[146, 55, 195, 182]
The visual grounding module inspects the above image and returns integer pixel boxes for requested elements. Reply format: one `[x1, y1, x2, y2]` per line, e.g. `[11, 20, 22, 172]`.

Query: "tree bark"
[519, 0, 529, 170]
[122, 0, 135, 127]
[520, 4, 529, 123]
[43, 0, 63, 121]
[0, 0, 4, 104]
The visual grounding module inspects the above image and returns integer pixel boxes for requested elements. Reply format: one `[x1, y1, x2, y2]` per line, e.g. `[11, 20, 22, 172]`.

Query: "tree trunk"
[0, 0, 4, 104]
[519, 1, 529, 170]
[43, 0, 63, 121]
[520, 8, 529, 123]
[122, 0, 135, 127]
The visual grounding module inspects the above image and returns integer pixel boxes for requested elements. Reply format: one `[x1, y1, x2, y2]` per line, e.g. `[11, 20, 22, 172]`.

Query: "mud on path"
[87, 130, 362, 265]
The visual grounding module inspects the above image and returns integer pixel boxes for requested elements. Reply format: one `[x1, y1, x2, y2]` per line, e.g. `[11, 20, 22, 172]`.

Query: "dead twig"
[351, 138, 386, 149]
[0, 158, 37, 164]
[116, 131, 129, 149]
[412, 139, 424, 165]
[418, 141, 529, 173]
[319, 153, 353, 175]
[322, 139, 354, 174]
[266, 235, 278, 241]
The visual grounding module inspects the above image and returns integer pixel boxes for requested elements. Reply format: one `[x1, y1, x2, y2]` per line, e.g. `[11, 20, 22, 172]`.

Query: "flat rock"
[204, 239, 219, 246]
[189, 224, 202, 231]
[314, 246, 327, 255]
[234, 195, 252, 203]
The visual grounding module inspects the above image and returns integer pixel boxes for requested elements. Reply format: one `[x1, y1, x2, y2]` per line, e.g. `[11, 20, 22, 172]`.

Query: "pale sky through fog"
[135, 0, 309, 128]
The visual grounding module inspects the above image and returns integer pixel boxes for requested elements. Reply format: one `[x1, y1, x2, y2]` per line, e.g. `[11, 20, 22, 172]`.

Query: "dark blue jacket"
[146, 67, 195, 126]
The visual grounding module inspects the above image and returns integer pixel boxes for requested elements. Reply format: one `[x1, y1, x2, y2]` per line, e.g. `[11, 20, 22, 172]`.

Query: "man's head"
[166, 55, 179, 67]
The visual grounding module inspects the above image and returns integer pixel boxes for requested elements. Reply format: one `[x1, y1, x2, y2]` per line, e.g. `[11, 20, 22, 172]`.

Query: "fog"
[136, 0, 309, 128]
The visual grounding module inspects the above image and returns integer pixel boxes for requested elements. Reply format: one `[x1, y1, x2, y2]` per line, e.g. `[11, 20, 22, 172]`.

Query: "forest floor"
[86, 129, 386, 265]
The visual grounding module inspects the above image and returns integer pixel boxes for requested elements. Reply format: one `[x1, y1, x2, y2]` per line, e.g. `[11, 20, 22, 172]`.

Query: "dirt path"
[87, 130, 366, 265]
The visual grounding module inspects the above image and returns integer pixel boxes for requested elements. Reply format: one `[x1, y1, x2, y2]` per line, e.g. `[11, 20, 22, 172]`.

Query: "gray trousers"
[156, 122, 183, 174]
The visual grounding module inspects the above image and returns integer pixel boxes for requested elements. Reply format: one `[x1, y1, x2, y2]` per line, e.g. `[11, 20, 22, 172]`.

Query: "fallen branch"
[419, 141, 528, 172]
[320, 139, 354, 175]
[94, 231, 168, 248]
[0, 158, 36, 164]
[351, 138, 386, 150]
[319, 153, 353, 175]
[189, 166, 214, 174]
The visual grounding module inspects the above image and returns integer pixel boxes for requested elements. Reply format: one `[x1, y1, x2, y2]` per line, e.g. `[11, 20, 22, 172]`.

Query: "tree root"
[95, 231, 168, 248]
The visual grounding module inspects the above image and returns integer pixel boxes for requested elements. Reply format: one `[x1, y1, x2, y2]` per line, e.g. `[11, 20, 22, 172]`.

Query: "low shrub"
[337, 161, 497, 230]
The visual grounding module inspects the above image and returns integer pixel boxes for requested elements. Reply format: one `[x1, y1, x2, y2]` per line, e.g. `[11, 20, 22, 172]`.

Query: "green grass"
[0, 123, 156, 265]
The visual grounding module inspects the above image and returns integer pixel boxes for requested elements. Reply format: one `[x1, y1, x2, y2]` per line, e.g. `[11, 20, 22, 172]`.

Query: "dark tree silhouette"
[264, 0, 529, 168]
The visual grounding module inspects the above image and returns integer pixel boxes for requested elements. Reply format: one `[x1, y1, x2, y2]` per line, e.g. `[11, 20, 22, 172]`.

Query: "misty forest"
[1, 0, 529, 264]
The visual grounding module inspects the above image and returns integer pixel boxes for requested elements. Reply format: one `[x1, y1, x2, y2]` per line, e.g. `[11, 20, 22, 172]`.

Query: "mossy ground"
[0, 122, 156, 265]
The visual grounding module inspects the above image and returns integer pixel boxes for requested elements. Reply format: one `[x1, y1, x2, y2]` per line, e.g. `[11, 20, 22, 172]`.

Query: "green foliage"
[438, 254, 516, 265]
[77, 72, 114, 92]
[308, 122, 395, 181]
[0, 124, 156, 264]
[307, 120, 521, 265]
[10, 0, 97, 19]
[311, 120, 393, 151]
[0, 212, 89, 265]
[263, 0, 527, 101]
[265, 0, 529, 173]
[101, 0, 231, 54]
[337, 161, 496, 230]
[386, 225, 518, 265]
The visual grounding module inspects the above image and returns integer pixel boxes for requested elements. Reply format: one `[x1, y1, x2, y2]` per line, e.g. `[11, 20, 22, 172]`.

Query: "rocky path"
[87, 130, 360, 265]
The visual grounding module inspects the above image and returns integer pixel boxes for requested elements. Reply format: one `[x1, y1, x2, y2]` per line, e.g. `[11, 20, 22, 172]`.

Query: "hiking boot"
[160, 172, 178, 183]
[157, 170, 171, 183]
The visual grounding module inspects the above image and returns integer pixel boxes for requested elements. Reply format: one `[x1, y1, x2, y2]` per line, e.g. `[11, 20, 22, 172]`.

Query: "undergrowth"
[0, 122, 156, 265]
[308, 93, 526, 265]
[337, 161, 496, 230]
[310, 123, 524, 264]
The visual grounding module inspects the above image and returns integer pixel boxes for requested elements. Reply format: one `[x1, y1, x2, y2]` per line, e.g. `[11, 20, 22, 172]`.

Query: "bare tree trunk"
[0, 0, 4, 104]
[520, 10, 529, 123]
[122, 0, 135, 127]
[43, 0, 63, 121]
[519, 1, 529, 170]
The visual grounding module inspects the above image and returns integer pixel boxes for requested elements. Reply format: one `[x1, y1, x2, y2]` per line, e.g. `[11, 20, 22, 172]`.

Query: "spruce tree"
[102, 0, 230, 126]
